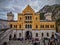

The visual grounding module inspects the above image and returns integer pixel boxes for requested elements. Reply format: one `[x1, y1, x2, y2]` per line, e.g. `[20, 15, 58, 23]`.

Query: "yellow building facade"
[8, 5, 56, 39]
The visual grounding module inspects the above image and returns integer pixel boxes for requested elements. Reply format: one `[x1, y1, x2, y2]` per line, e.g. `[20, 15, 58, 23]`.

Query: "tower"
[44, 12, 52, 21]
[7, 12, 14, 21]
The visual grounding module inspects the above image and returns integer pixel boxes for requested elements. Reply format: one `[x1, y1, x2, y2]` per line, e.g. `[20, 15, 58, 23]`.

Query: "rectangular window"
[25, 24, 32, 28]
[50, 25, 54, 28]
[36, 17, 38, 20]
[14, 25, 17, 28]
[36, 25, 38, 28]
[10, 24, 12, 28]
[40, 25, 44, 28]
[45, 25, 49, 28]
[20, 17, 21, 20]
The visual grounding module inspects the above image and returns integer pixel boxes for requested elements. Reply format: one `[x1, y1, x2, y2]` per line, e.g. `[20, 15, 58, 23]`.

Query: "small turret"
[44, 12, 52, 21]
[7, 12, 14, 21]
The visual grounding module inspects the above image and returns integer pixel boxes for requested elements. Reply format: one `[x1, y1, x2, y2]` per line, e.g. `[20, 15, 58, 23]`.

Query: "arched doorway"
[25, 31, 32, 40]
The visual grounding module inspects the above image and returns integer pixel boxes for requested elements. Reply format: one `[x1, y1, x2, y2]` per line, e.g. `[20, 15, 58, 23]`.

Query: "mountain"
[37, 4, 60, 20]
[37, 4, 60, 32]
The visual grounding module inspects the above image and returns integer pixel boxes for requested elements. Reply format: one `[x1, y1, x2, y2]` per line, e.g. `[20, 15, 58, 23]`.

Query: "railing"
[0, 28, 12, 45]
[0, 29, 12, 40]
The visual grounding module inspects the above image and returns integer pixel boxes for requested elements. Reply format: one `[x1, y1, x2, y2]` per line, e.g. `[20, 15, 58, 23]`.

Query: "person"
[33, 41, 40, 45]
[3, 42, 7, 45]
[9, 34, 12, 40]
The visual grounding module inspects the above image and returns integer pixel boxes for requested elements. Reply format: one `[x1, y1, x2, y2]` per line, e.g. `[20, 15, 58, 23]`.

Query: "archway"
[25, 31, 32, 40]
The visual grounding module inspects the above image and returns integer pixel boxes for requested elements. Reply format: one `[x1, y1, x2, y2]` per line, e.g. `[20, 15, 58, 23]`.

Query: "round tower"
[7, 12, 14, 21]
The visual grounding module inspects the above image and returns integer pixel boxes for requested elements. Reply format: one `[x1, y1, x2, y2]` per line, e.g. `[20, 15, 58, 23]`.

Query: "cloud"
[0, 0, 60, 20]
[30, 1, 41, 12]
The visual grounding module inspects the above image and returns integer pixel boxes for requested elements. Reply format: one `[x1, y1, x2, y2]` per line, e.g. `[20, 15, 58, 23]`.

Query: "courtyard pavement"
[7, 39, 50, 45]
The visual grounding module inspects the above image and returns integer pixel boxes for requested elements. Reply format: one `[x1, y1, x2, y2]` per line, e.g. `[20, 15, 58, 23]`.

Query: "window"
[25, 16, 27, 20]
[14, 25, 17, 28]
[19, 33, 21, 37]
[50, 25, 54, 28]
[25, 24, 27, 28]
[14, 34, 16, 38]
[40, 25, 44, 28]
[30, 24, 32, 28]
[47, 33, 49, 37]
[25, 16, 32, 20]
[45, 25, 49, 28]
[25, 24, 32, 28]
[30, 16, 32, 20]
[36, 33, 38, 37]
[36, 25, 38, 28]
[36, 17, 37, 20]
[14, 25, 15, 28]
[10, 24, 12, 28]
[42, 33, 44, 37]
[20, 17, 21, 20]
[28, 16, 29, 19]
[28, 25, 29, 28]
[19, 25, 21, 28]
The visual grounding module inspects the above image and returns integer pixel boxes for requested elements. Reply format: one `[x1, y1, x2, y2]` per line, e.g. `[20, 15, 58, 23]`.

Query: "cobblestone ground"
[7, 40, 33, 45]
[7, 39, 49, 45]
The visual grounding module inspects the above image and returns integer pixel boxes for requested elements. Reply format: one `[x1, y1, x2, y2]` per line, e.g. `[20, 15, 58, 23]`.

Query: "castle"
[7, 5, 56, 40]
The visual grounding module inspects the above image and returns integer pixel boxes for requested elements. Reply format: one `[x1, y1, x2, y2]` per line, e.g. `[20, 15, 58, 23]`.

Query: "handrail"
[0, 29, 12, 42]
[0, 28, 10, 38]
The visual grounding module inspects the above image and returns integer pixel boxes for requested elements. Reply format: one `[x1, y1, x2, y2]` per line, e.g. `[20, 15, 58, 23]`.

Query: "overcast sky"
[0, 0, 60, 20]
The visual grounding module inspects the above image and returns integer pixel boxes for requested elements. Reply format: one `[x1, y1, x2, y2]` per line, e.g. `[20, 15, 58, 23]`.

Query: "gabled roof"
[22, 5, 35, 13]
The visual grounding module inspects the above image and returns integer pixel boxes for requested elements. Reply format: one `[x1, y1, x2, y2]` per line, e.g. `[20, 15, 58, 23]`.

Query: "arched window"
[19, 33, 21, 37]
[19, 25, 21, 28]
[51, 32, 54, 38]
[28, 25, 29, 28]
[45, 25, 49, 28]
[50, 25, 54, 28]
[25, 24, 32, 28]
[25, 24, 27, 28]
[36, 17, 37, 20]
[42, 33, 44, 37]
[14, 25, 17, 28]
[36, 33, 38, 37]
[30, 16, 32, 20]
[10, 24, 12, 28]
[40, 25, 44, 28]
[15, 25, 17, 28]
[30, 24, 32, 28]
[20, 17, 21, 20]
[13, 34, 16, 39]
[47, 33, 49, 37]
[36, 25, 38, 28]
